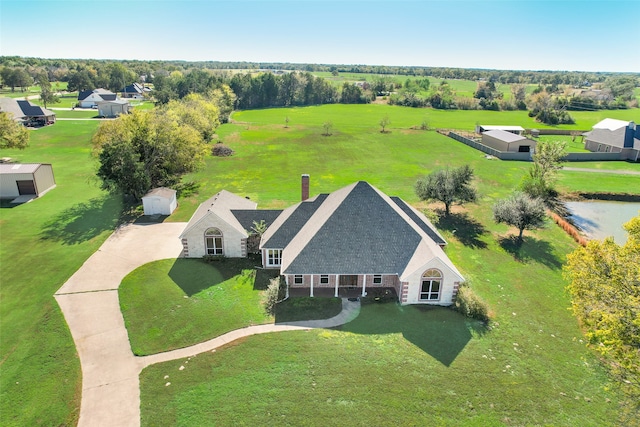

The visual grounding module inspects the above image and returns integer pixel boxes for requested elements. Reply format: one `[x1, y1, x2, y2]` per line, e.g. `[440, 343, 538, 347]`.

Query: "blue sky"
[1, 0, 639, 72]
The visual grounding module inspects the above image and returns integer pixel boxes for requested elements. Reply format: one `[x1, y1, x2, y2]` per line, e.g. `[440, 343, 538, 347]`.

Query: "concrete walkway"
[54, 222, 360, 427]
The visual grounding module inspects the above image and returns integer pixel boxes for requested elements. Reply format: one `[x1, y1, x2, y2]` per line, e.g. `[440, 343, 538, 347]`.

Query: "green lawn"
[120, 258, 275, 355]
[1, 103, 638, 426]
[0, 120, 122, 426]
[140, 104, 637, 425]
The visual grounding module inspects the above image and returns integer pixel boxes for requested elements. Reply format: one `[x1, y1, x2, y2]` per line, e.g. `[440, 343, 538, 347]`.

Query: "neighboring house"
[97, 99, 130, 118]
[180, 176, 464, 306]
[482, 129, 536, 153]
[0, 98, 56, 126]
[475, 125, 525, 135]
[120, 82, 150, 99]
[0, 163, 56, 201]
[77, 89, 117, 108]
[584, 119, 640, 162]
[142, 187, 177, 216]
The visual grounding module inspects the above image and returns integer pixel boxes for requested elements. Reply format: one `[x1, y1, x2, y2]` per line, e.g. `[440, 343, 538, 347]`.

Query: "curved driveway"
[54, 222, 360, 427]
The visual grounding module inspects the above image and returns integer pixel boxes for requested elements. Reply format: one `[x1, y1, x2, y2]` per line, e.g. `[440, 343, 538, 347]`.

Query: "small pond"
[565, 201, 640, 244]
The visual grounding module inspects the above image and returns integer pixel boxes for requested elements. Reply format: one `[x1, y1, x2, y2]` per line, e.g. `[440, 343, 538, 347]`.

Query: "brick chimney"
[301, 174, 310, 201]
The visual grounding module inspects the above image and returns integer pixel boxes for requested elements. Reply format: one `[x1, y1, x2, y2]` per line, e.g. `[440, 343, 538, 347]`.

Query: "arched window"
[204, 228, 223, 255]
[420, 269, 442, 301]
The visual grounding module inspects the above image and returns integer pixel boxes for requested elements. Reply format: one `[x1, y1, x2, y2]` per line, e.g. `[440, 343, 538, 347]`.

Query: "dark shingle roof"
[261, 194, 328, 248]
[77, 90, 94, 101]
[283, 182, 421, 275]
[231, 209, 283, 232]
[16, 100, 47, 117]
[390, 197, 445, 245]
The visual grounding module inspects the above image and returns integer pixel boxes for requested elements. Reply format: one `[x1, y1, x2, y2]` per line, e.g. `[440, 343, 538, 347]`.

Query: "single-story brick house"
[482, 129, 537, 153]
[584, 119, 640, 162]
[180, 176, 464, 306]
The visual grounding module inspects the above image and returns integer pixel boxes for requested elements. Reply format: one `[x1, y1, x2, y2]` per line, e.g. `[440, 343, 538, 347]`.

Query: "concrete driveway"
[54, 222, 360, 427]
[55, 222, 186, 427]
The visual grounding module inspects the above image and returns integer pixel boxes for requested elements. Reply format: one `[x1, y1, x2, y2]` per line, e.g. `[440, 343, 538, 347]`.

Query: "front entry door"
[339, 275, 358, 287]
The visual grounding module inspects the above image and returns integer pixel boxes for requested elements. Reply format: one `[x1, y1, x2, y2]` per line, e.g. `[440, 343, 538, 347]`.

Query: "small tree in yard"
[493, 192, 546, 242]
[414, 165, 477, 216]
[521, 140, 566, 202]
[379, 115, 390, 133]
[322, 121, 333, 136]
[284, 116, 290, 128]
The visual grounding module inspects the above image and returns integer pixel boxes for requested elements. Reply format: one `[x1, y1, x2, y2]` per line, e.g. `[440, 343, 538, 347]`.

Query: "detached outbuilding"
[482, 129, 537, 153]
[0, 163, 56, 201]
[97, 99, 130, 118]
[142, 187, 177, 216]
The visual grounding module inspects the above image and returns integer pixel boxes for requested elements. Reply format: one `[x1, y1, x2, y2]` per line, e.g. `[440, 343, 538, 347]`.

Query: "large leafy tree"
[37, 73, 59, 109]
[564, 216, 640, 417]
[0, 112, 29, 150]
[493, 192, 546, 241]
[414, 165, 477, 215]
[92, 103, 211, 200]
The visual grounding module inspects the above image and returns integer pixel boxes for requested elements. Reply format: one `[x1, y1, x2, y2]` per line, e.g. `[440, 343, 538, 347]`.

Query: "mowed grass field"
[142, 105, 639, 425]
[1, 104, 639, 426]
[0, 120, 123, 426]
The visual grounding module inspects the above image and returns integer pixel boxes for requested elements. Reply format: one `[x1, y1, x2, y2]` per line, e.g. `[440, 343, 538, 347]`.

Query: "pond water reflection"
[565, 201, 640, 244]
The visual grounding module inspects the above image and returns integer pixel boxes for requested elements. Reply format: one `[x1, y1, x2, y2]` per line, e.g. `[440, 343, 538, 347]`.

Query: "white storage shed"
[142, 187, 177, 215]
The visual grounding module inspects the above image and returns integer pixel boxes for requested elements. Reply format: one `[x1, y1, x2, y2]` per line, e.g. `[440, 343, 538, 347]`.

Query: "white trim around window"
[266, 249, 282, 267]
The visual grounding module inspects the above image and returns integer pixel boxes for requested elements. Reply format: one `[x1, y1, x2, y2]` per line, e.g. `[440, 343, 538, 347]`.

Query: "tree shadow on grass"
[339, 303, 487, 367]
[498, 235, 563, 270]
[168, 258, 250, 296]
[434, 210, 488, 249]
[40, 194, 127, 245]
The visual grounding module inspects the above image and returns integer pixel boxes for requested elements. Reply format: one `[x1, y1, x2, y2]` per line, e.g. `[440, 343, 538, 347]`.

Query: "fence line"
[447, 132, 625, 162]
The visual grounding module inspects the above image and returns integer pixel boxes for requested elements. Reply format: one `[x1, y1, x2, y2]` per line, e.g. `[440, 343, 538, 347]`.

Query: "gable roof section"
[231, 209, 283, 232]
[480, 125, 524, 132]
[0, 97, 26, 120]
[281, 182, 424, 275]
[390, 197, 446, 245]
[0, 163, 47, 174]
[180, 190, 257, 238]
[483, 129, 526, 143]
[78, 88, 117, 101]
[143, 187, 176, 199]
[0, 98, 54, 119]
[260, 193, 329, 249]
[592, 118, 629, 131]
[16, 100, 54, 117]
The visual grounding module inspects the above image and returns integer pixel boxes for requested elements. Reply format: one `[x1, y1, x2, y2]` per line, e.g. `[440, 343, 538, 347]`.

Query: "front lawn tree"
[493, 192, 546, 242]
[414, 165, 477, 215]
[92, 108, 209, 201]
[322, 121, 333, 136]
[37, 73, 59, 109]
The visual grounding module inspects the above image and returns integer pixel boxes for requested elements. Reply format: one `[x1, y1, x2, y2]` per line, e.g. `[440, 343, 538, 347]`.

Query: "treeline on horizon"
[2, 56, 639, 85]
[1, 56, 638, 124]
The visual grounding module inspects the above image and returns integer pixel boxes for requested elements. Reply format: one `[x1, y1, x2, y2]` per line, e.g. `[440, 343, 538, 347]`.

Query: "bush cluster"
[548, 211, 588, 246]
[212, 143, 234, 157]
[202, 254, 226, 263]
[263, 276, 285, 315]
[454, 284, 489, 323]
